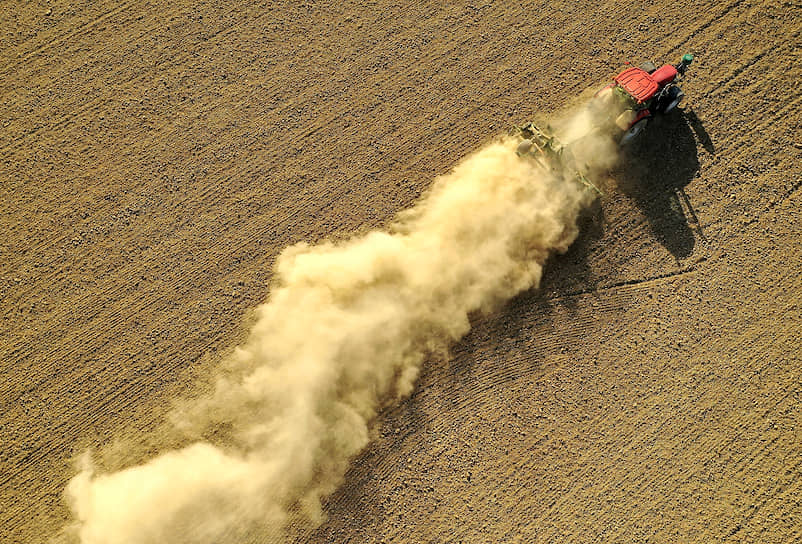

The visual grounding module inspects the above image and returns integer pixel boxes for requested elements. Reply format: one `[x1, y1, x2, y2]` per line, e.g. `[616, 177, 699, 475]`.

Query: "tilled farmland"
[1, 1, 800, 543]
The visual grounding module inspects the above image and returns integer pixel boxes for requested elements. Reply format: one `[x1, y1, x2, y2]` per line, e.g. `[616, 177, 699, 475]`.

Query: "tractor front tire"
[660, 86, 685, 114]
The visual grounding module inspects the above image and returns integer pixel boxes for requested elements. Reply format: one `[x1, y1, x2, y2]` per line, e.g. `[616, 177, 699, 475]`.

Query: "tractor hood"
[651, 64, 678, 86]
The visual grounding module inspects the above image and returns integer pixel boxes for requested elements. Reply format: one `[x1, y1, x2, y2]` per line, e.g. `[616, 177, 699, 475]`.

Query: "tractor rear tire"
[619, 119, 648, 146]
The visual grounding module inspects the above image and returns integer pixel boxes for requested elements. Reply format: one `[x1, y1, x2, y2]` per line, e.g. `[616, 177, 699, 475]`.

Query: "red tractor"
[511, 54, 695, 194]
[594, 54, 694, 145]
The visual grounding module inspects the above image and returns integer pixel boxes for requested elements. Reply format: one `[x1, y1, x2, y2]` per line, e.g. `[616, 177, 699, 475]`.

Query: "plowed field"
[2, 1, 800, 542]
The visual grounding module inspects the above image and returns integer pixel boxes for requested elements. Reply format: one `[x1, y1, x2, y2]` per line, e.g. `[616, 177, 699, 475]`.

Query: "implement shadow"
[614, 110, 706, 260]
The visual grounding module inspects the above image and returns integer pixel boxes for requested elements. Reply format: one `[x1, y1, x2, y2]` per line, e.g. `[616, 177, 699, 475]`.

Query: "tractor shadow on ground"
[685, 108, 716, 155]
[613, 109, 707, 260]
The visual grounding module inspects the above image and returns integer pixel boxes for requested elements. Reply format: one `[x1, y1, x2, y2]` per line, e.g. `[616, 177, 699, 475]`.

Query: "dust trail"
[63, 109, 618, 543]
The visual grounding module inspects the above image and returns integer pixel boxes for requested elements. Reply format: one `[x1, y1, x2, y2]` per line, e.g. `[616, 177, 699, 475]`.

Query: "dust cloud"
[63, 107, 618, 543]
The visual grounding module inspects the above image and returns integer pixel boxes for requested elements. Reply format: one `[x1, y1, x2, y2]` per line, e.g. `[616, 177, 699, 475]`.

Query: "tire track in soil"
[0, 1, 135, 70]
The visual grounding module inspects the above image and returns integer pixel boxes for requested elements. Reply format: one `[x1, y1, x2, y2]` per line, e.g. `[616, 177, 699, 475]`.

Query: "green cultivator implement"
[512, 122, 603, 196]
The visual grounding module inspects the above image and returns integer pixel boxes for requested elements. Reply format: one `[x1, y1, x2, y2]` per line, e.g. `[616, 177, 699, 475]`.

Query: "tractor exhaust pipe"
[676, 53, 694, 75]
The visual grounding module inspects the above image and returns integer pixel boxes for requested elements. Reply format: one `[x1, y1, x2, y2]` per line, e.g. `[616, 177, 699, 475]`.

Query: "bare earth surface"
[2, 1, 801, 542]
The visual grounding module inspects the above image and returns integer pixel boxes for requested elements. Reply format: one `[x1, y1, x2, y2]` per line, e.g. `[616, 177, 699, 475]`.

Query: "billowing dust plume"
[64, 108, 619, 543]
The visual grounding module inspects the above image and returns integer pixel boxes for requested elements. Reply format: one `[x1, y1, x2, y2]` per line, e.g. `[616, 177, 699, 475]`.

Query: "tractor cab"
[614, 67, 659, 104]
[614, 63, 682, 106]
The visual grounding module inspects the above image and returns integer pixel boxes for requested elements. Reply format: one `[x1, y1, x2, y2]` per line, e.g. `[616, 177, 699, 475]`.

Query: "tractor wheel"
[619, 119, 648, 146]
[662, 86, 685, 113]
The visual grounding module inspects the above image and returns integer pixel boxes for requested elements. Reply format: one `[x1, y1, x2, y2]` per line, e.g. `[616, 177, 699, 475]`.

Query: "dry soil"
[1, 1, 801, 543]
